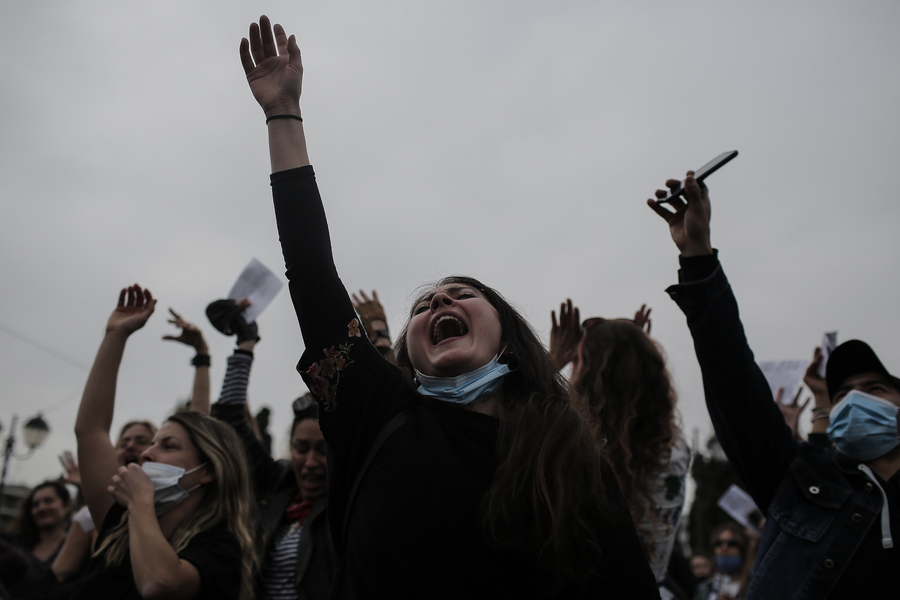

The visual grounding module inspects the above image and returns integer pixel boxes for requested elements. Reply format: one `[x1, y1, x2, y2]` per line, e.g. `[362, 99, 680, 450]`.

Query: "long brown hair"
[94, 413, 258, 600]
[573, 319, 679, 544]
[395, 276, 610, 584]
[9, 480, 71, 550]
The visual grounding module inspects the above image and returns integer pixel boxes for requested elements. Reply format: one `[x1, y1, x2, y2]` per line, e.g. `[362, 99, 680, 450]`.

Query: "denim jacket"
[668, 256, 896, 599]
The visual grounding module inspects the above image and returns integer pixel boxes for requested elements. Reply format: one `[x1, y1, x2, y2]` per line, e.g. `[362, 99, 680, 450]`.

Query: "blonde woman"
[73, 284, 257, 600]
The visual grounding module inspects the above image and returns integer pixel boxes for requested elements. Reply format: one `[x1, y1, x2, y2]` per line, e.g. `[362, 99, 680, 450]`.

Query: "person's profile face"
[116, 424, 154, 466]
[406, 283, 503, 378]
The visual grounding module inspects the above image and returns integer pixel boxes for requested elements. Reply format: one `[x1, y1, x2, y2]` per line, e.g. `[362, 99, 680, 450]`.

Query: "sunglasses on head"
[712, 539, 742, 549]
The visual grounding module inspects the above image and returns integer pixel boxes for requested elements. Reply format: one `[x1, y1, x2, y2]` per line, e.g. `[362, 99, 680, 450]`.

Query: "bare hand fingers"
[647, 197, 676, 221]
[240, 37, 256, 76]
[248, 21, 264, 66]
[274, 23, 289, 56]
[260, 15, 277, 59]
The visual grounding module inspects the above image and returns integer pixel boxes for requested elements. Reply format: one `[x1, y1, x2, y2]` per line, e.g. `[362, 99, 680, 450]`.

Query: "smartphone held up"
[656, 150, 738, 204]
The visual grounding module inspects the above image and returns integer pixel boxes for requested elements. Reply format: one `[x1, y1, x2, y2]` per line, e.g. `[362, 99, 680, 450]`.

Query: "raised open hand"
[240, 15, 303, 117]
[163, 308, 208, 353]
[59, 450, 81, 486]
[106, 285, 156, 335]
[775, 387, 811, 441]
[646, 172, 713, 257]
[352, 290, 388, 330]
[803, 347, 828, 399]
[550, 299, 581, 370]
[632, 304, 652, 335]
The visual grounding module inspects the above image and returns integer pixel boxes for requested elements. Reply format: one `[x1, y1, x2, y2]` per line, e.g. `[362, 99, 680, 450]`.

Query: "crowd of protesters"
[0, 14, 896, 600]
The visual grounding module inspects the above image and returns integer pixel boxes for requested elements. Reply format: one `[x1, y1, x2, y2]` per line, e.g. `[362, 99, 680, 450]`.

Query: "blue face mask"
[827, 390, 900, 461]
[416, 351, 511, 405]
[715, 554, 743, 575]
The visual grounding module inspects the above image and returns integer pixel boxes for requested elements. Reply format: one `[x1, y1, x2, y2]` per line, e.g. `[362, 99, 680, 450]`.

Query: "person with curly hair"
[551, 301, 690, 598]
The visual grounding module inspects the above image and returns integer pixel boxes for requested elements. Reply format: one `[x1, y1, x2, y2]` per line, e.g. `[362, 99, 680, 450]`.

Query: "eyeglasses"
[712, 539, 742, 549]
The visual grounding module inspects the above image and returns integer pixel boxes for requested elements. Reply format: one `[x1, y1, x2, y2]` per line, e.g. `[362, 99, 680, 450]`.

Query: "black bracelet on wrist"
[191, 354, 211, 367]
[266, 114, 303, 124]
[373, 329, 391, 340]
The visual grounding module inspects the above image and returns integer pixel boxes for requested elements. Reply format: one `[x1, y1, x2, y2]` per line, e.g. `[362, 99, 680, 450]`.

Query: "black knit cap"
[825, 340, 900, 400]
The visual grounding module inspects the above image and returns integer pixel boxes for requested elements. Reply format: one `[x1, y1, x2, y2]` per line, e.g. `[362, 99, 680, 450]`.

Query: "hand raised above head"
[240, 15, 303, 117]
[163, 308, 208, 353]
[352, 290, 388, 326]
[59, 450, 81, 486]
[632, 304, 652, 335]
[106, 284, 156, 335]
[646, 172, 713, 257]
[550, 299, 581, 370]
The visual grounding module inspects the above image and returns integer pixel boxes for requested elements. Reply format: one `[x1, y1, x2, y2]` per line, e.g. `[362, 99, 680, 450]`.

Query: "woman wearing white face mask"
[239, 16, 658, 599]
[73, 285, 257, 600]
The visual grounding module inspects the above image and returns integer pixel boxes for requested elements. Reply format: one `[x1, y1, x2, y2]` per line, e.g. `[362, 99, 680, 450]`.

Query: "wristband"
[373, 329, 391, 340]
[811, 407, 830, 422]
[191, 354, 211, 367]
[266, 114, 303, 124]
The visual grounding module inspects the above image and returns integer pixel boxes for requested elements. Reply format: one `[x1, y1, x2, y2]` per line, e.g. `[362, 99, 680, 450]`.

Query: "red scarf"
[283, 495, 313, 525]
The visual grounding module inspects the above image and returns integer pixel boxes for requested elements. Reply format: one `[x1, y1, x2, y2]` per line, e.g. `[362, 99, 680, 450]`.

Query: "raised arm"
[648, 174, 796, 511]
[162, 308, 211, 415]
[241, 15, 309, 172]
[75, 284, 156, 526]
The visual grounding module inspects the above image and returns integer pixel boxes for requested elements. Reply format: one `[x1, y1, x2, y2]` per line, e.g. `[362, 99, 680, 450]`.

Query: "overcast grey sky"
[2, 0, 899, 489]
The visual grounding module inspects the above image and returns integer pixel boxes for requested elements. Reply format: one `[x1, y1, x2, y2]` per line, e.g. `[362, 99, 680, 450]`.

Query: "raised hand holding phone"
[656, 150, 737, 204]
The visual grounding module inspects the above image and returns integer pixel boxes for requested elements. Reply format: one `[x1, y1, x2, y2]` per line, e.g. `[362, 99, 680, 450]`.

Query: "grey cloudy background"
[2, 1, 899, 489]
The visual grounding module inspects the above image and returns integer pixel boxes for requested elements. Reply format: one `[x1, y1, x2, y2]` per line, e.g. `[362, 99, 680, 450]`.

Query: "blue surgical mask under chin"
[715, 554, 743, 575]
[827, 390, 900, 462]
[141, 461, 206, 516]
[416, 351, 511, 405]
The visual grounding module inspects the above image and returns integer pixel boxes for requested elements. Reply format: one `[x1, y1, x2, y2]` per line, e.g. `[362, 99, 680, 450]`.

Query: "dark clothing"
[668, 253, 900, 599]
[71, 505, 241, 600]
[0, 536, 58, 600]
[212, 392, 337, 600]
[271, 166, 659, 599]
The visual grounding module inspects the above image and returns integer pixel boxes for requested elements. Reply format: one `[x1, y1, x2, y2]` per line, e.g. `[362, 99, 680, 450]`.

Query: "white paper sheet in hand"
[759, 360, 807, 404]
[227, 258, 283, 324]
[717, 484, 762, 533]
[818, 331, 838, 378]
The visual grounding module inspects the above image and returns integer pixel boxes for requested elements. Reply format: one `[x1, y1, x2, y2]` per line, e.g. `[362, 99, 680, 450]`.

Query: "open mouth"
[432, 315, 469, 345]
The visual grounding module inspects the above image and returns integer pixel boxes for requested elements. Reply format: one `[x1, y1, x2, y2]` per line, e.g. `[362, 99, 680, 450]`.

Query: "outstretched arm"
[650, 174, 796, 510]
[163, 308, 211, 415]
[241, 15, 309, 172]
[75, 284, 156, 526]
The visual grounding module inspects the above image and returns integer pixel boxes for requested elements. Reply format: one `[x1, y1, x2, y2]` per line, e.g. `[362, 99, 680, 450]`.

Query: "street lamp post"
[0, 413, 50, 497]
